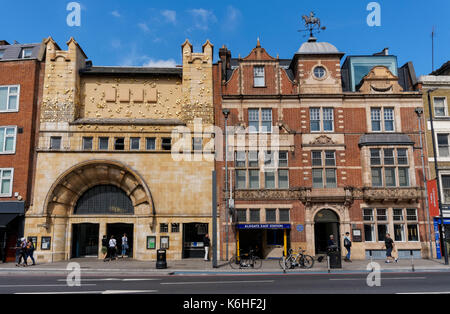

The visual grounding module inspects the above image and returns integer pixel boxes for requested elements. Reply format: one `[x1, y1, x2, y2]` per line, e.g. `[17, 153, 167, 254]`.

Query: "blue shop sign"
[236, 224, 291, 230]
[434, 218, 450, 225]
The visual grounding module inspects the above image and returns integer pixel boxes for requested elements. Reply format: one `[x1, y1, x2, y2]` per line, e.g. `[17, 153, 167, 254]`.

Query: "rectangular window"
[130, 137, 140, 150]
[261, 109, 272, 133]
[325, 151, 336, 166]
[248, 151, 259, 168]
[192, 137, 203, 151]
[264, 171, 275, 189]
[99, 137, 109, 150]
[254, 66, 265, 87]
[407, 225, 419, 241]
[393, 209, 404, 221]
[278, 151, 288, 167]
[266, 209, 276, 222]
[384, 108, 394, 131]
[371, 168, 382, 187]
[114, 138, 125, 151]
[82, 137, 93, 150]
[249, 170, 260, 189]
[323, 108, 334, 132]
[0, 85, 19, 112]
[442, 175, 450, 203]
[160, 223, 169, 233]
[434, 97, 447, 117]
[398, 167, 410, 187]
[50, 136, 61, 150]
[278, 169, 289, 189]
[384, 149, 395, 165]
[235, 151, 246, 168]
[312, 169, 323, 188]
[312, 151, 322, 166]
[264, 151, 274, 167]
[310, 108, 321, 132]
[377, 224, 388, 242]
[248, 109, 259, 133]
[0, 169, 13, 197]
[377, 209, 387, 221]
[161, 138, 171, 151]
[279, 209, 290, 222]
[370, 149, 381, 165]
[171, 223, 180, 233]
[363, 209, 374, 221]
[325, 169, 337, 188]
[236, 170, 246, 190]
[394, 224, 405, 242]
[0, 127, 16, 154]
[146, 138, 156, 151]
[21, 48, 33, 59]
[0, 50, 4, 59]
[364, 224, 375, 242]
[438, 134, 450, 157]
[236, 209, 247, 222]
[406, 209, 418, 221]
[371, 108, 381, 132]
[385, 167, 396, 187]
[397, 149, 408, 165]
[249, 209, 260, 222]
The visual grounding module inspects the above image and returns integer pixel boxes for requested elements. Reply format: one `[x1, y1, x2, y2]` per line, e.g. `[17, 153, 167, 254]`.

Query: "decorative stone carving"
[362, 187, 422, 203]
[358, 66, 404, 94]
[309, 135, 335, 145]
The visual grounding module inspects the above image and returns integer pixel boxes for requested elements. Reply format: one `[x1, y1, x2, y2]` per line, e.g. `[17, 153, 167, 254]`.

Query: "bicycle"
[279, 248, 314, 270]
[229, 249, 262, 269]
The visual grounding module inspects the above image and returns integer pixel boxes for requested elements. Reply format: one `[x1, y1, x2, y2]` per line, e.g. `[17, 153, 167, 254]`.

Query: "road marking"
[161, 280, 274, 285]
[397, 291, 450, 295]
[56, 278, 160, 282]
[15, 290, 157, 295]
[330, 277, 426, 281]
[0, 284, 96, 288]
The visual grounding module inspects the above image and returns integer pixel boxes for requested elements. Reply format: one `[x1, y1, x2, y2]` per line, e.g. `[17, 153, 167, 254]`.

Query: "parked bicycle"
[279, 248, 314, 270]
[229, 249, 262, 269]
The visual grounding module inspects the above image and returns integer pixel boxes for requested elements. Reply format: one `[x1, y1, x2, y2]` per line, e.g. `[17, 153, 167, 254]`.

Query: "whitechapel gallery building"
[24, 37, 216, 263]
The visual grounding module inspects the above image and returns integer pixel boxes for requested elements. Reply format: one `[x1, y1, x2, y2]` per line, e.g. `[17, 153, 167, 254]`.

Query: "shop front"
[434, 218, 450, 259]
[235, 224, 291, 259]
[0, 202, 25, 263]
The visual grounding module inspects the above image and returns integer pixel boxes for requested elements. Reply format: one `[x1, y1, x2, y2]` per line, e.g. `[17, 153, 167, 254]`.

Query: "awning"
[358, 133, 414, 147]
[0, 214, 19, 228]
[0, 201, 25, 214]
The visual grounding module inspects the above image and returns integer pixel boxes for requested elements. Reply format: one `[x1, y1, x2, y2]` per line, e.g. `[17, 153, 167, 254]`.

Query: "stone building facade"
[214, 38, 430, 260]
[24, 37, 216, 263]
[0, 40, 45, 262]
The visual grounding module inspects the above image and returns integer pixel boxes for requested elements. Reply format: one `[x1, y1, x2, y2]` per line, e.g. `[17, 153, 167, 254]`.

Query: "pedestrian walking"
[203, 234, 210, 261]
[385, 233, 398, 263]
[121, 233, 128, 258]
[26, 240, 36, 266]
[15, 238, 27, 267]
[343, 232, 352, 262]
[106, 235, 117, 262]
[101, 235, 108, 260]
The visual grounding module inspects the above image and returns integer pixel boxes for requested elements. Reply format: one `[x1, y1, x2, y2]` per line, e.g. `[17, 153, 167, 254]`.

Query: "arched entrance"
[314, 209, 340, 254]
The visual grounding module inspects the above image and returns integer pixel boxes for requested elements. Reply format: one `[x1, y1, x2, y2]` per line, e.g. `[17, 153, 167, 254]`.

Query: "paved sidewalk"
[1, 257, 450, 275]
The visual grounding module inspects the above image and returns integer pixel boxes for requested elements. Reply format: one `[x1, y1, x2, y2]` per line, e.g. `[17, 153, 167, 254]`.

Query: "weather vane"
[299, 12, 326, 39]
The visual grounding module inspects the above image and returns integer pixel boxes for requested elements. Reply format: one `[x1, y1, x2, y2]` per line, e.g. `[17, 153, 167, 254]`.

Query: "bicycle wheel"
[285, 256, 295, 269]
[300, 255, 315, 269]
[252, 257, 262, 269]
[229, 255, 241, 269]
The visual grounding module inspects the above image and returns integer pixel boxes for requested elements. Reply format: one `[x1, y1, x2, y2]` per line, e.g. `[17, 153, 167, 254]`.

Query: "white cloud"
[138, 22, 150, 32]
[161, 10, 176, 24]
[143, 58, 177, 68]
[188, 8, 217, 31]
[222, 5, 242, 31]
[111, 10, 121, 18]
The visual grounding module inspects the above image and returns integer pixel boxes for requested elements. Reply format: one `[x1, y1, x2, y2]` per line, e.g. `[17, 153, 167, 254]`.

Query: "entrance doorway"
[239, 230, 264, 258]
[314, 209, 340, 254]
[106, 224, 134, 258]
[183, 223, 208, 258]
[72, 223, 99, 258]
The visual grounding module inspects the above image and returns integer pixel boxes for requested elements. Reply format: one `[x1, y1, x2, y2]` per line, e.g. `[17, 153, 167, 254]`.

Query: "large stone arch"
[44, 160, 155, 218]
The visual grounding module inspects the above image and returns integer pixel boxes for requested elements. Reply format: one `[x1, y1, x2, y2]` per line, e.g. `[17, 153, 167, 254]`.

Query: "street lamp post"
[222, 109, 230, 262]
[427, 88, 449, 265]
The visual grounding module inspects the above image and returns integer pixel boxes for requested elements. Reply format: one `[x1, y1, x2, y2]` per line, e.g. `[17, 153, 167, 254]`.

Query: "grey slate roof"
[358, 133, 414, 147]
[297, 41, 342, 55]
[0, 43, 42, 61]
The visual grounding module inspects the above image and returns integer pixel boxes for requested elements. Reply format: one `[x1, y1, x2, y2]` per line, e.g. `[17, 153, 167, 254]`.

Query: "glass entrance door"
[72, 223, 99, 258]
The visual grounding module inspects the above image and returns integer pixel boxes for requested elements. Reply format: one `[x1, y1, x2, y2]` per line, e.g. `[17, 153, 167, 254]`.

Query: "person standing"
[15, 238, 27, 267]
[101, 235, 108, 260]
[26, 240, 36, 266]
[343, 232, 352, 262]
[385, 233, 397, 263]
[108, 235, 117, 261]
[121, 233, 128, 258]
[203, 234, 210, 261]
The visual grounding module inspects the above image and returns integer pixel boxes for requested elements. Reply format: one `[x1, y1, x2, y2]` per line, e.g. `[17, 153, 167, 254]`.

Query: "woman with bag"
[121, 233, 128, 258]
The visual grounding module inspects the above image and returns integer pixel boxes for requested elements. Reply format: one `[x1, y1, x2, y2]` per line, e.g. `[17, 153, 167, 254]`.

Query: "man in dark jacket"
[203, 234, 211, 261]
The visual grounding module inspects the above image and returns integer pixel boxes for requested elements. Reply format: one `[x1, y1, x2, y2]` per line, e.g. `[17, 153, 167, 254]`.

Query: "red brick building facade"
[0, 41, 45, 262]
[214, 38, 431, 261]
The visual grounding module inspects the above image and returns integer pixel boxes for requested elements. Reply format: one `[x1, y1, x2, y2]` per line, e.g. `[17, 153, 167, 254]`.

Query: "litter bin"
[156, 249, 167, 269]
[327, 246, 342, 269]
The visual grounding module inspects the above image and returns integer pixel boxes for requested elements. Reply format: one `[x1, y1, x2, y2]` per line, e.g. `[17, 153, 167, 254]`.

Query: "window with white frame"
[130, 137, 140, 150]
[363, 208, 388, 242]
[441, 175, 450, 203]
[370, 148, 410, 187]
[82, 137, 93, 150]
[0, 85, 19, 112]
[0, 50, 4, 59]
[0, 168, 13, 197]
[438, 134, 450, 157]
[312, 150, 337, 188]
[98, 137, 109, 150]
[248, 108, 272, 133]
[21, 48, 33, 59]
[371, 108, 395, 132]
[254, 66, 265, 87]
[0, 127, 16, 154]
[406, 208, 419, 241]
[434, 97, 447, 117]
[310, 107, 334, 132]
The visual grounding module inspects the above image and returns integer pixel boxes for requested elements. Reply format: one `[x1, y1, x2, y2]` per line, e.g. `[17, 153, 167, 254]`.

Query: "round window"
[313, 66, 327, 79]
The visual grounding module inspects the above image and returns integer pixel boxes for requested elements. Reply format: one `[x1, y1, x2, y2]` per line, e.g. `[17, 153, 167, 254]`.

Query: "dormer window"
[254, 66, 265, 87]
[21, 48, 33, 59]
[0, 50, 5, 60]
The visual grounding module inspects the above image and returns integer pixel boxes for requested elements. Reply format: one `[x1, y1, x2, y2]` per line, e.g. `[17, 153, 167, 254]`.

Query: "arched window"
[74, 185, 134, 215]
[314, 209, 339, 223]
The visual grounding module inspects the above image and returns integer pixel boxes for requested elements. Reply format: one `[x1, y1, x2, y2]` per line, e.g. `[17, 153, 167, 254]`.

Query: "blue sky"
[1, 0, 448, 76]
